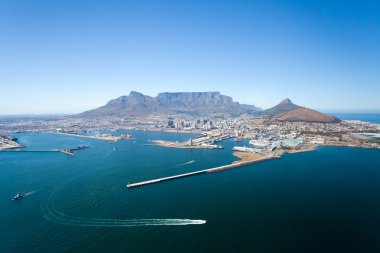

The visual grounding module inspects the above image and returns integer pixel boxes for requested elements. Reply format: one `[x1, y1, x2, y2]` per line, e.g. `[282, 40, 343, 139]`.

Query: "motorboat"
[12, 193, 26, 201]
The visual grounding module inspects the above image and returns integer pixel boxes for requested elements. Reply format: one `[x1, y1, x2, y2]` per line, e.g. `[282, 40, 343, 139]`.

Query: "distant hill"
[264, 98, 300, 115]
[265, 99, 340, 123]
[276, 107, 341, 123]
[78, 91, 168, 117]
[240, 104, 262, 113]
[78, 91, 261, 117]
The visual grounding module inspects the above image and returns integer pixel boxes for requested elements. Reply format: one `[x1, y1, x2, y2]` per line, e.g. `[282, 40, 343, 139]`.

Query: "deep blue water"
[330, 113, 380, 124]
[1, 131, 380, 252]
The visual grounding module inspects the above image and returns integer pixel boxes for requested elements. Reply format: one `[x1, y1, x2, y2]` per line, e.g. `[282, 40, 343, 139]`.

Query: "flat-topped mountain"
[156, 92, 246, 115]
[265, 99, 340, 123]
[78, 91, 261, 117]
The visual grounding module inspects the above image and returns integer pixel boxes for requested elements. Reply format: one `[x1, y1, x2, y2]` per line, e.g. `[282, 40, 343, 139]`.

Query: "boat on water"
[12, 193, 26, 201]
[76, 145, 89, 150]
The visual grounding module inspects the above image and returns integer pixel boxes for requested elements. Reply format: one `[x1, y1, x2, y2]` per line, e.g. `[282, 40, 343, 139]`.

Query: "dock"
[127, 170, 208, 188]
[0, 145, 89, 156]
[127, 156, 274, 188]
[0, 150, 60, 153]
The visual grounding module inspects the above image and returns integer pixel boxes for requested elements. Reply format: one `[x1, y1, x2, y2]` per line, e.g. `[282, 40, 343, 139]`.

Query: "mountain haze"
[79, 91, 261, 117]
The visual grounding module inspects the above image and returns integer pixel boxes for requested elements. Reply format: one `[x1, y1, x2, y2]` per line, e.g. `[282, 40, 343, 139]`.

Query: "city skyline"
[1, 0, 379, 114]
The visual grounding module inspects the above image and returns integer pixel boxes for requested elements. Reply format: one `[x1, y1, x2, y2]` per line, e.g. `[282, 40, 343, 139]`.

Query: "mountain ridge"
[78, 91, 261, 117]
[78, 93, 340, 123]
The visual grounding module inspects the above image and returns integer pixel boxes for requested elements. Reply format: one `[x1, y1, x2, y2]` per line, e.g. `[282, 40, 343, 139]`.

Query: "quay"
[0, 150, 73, 155]
[0, 145, 89, 156]
[0, 150, 60, 153]
[127, 170, 208, 188]
[127, 156, 274, 188]
[61, 145, 89, 156]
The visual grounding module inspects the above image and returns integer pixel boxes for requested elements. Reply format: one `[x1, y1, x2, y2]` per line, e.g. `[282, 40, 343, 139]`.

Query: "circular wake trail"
[41, 200, 206, 227]
[23, 190, 39, 196]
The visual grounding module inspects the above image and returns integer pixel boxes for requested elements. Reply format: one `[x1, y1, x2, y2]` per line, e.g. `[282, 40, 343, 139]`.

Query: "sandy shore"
[232, 151, 272, 163]
[0, 142, 22, 151]
[231, 145, 319, 166]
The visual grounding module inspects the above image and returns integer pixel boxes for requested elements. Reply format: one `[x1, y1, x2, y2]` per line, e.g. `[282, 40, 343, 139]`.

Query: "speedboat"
[12, 193, 26, 201]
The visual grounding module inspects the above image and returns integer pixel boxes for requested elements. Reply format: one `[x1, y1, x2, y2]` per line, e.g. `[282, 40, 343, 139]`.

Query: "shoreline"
[52, 132, 134, 141]
[0, 143, 23, 151]
[0, 138, 23, 151]
[128, 141, 380, 188]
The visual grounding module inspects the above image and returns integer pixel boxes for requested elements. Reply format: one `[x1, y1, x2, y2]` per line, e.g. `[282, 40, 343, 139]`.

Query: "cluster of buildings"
[0, 113, 379, 152]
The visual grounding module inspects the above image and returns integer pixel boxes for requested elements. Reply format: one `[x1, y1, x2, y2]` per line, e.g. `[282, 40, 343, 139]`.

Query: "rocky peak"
[264, 98, 300, 115]
[129, 91, 145, 97]
[280, 98, 293, 104]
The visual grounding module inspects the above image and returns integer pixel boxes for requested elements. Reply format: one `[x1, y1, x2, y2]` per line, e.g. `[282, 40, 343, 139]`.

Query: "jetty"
[0, 150, 60, 153]
[60, 145, 89, 156]
[0, 145, 89, 156]
[127, 156, 274, 188]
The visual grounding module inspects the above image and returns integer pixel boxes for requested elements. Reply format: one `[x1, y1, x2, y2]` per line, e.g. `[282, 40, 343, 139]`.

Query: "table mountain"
[78, 91, 260, 117]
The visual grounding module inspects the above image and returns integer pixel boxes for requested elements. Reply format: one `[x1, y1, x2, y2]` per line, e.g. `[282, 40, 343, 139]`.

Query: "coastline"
[0, 136, 23, 151]
[52, 132, 134, 141]
[0, 143, 23, 151]
[128, 141, 380, 188]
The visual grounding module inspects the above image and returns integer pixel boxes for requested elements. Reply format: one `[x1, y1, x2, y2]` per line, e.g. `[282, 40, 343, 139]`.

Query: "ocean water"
[330, 113, 380, 124]
[1, 131, 380, 252]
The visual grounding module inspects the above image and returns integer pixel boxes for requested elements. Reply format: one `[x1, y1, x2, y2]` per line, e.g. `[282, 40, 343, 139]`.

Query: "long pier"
[0, 150, 75, 156]
[0, 146, 89, 156]
[127, 156, 274, 188]
[0, 150, 60, 153]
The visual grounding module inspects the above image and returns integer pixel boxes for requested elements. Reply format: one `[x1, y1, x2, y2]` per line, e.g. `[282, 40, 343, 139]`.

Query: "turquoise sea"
[1, 112, 380, 253]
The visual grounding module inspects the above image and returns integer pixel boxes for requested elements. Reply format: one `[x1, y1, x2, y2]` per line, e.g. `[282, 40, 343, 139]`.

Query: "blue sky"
[0, 0, 379, 114]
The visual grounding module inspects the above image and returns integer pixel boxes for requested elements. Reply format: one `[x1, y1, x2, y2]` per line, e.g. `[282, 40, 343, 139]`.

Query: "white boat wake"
[172, 160, 196, 168]
[41, 200, 206, 227]
[23, 190, 39, 197]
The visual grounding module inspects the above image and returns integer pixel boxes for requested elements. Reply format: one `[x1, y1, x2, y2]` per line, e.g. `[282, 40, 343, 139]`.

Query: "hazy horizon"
[1, 90, 380, 116]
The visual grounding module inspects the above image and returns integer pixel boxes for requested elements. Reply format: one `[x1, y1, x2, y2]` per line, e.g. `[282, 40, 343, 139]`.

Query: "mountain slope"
[265, 99, 340, 123]
[79, 91, 168, 117]
[264, 98, 300, 115]
[78, 91, 260, 117]
[276, 107, 341, 123]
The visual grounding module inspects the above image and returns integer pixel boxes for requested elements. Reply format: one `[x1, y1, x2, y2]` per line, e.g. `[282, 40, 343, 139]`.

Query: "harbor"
[53, 132, 133, 141]
[0, 145, 89, 156]
[127, 153, 274, 188]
